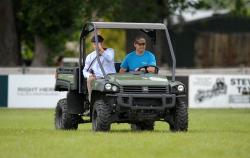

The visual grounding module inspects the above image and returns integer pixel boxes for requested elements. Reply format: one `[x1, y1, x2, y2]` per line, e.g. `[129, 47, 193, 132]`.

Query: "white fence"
[1, 67, 250, 75]
[1, 67, 250, 108]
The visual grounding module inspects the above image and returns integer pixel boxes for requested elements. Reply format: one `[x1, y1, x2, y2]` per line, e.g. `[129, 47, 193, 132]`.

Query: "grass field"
[0, 108, 249, 158]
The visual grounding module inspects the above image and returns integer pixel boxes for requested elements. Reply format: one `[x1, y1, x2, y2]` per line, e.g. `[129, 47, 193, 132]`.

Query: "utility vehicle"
[54, 22, 188, 132]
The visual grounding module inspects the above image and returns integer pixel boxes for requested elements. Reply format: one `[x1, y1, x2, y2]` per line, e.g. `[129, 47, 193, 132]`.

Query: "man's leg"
[87, 76, 95, 102]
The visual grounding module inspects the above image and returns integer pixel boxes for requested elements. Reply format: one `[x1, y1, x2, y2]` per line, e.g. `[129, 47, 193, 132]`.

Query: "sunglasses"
[136, 42, 146, 46]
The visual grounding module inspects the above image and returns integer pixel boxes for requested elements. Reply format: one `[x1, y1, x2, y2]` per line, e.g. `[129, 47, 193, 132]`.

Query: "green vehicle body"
[54, 22, 188, 132]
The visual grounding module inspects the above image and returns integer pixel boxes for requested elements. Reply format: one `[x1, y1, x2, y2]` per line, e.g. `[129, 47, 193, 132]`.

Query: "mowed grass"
[0, 109, 249, 158]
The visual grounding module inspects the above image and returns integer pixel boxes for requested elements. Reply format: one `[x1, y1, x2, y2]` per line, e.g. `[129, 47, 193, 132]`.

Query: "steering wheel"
[137, 65, 159, 74]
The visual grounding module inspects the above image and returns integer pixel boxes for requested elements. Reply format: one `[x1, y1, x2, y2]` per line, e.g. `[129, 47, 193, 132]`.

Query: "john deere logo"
[142, 86, 148, 92]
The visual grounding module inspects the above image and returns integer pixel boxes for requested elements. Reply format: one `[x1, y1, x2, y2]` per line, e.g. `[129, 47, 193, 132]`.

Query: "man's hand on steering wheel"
[137, 65, 159, 74]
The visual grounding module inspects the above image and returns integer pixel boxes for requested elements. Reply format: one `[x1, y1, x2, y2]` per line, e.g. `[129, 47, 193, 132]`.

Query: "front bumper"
[107, 93, 182, 110]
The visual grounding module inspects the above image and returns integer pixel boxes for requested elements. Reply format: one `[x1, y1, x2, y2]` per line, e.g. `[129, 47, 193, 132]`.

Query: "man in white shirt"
[83, 35, 116, 102]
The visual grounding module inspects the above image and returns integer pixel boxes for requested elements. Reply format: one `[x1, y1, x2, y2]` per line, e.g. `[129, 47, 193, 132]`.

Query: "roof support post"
[164, 27, 176, 81]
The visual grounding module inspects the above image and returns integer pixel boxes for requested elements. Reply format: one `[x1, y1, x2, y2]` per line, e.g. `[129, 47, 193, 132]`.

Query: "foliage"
[21, 42, 33, 60]
[231, 0, 250, 16]
[17, 0, 83, 64]
[13, 0, 250, 66]
[63, 50, 78, 58]
[198, 0, 250, 16]
[101, 30, 126, 62]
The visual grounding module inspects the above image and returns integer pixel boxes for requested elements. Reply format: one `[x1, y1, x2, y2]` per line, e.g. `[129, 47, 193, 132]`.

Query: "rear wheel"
[55, 98, 80, 130]
[92, 99, 112, 132]
[131, 121, 154, 131]
[169, 99, 188, 132]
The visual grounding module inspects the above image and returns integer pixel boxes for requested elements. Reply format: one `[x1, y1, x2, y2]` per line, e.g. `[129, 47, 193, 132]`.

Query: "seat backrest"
[73, 67, 87, 93]
[114, 62, 121, 73]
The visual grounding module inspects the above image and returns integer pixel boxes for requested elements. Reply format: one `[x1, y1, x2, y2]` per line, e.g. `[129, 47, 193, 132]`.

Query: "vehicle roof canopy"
[90, 22, 167, 30]
[81, 22, 167, 38]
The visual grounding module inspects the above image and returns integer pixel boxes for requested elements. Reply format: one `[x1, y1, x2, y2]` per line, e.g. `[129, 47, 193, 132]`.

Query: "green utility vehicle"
[54, 22, 188, 132]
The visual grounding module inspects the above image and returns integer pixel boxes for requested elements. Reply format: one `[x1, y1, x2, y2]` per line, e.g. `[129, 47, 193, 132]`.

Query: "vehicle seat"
[115, 62, 121, 73]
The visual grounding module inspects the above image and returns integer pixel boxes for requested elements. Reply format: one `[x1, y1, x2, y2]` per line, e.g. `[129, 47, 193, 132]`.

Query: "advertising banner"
[189, 75, 250, 108]
[8, 75, 67, 108]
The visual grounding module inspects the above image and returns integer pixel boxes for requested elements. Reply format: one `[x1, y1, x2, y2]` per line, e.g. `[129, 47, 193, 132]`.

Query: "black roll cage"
[78, 22, 176, 93]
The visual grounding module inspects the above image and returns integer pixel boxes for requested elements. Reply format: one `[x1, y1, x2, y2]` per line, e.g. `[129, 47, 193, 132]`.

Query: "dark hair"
[91, 35, 104, 43]
[134, 36, 146, 43]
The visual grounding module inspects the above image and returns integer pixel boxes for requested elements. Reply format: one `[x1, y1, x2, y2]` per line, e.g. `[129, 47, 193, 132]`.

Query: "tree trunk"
[32, 35, 49, 66]
[0, 0, 19, 67]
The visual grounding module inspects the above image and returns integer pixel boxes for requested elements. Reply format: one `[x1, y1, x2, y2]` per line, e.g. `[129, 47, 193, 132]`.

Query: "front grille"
[122, 86, 168, 93]
[133, 98, 162, 107]
[122, 86, 142, 93]
[148, 86, 167, 93]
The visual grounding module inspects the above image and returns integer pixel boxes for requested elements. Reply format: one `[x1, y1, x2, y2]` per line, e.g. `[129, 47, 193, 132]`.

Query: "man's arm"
[101, 49, 115, 62]
[146, 52, 157, 73]
[119, 56, 129, 73]
[82, 55, 91, 78]
[98, 44, 114, 62]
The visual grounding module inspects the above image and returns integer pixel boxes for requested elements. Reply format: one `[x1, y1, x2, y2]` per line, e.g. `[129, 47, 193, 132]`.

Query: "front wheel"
[55, 98, 80, 130]
[92, 99, 112, 132]
[169, 99, 188, 132]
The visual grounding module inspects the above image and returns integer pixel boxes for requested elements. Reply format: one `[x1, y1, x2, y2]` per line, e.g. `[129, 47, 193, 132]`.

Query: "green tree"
[19, 0, 83, 66]
[198, 0, 250, 16]
[1, 0, 212, 66]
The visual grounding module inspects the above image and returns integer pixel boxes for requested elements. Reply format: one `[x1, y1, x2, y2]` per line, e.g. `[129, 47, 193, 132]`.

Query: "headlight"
[112, 85, 118, 92]
[177, 85, 184, 92]
[105, 83, 112, 90]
